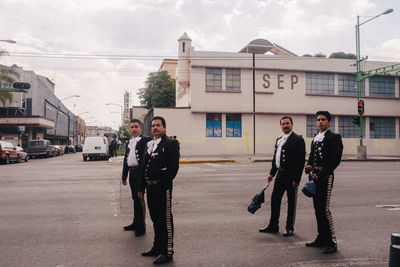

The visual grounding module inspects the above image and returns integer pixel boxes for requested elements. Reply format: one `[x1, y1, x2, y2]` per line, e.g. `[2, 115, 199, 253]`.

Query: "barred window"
[370, 117, 395, 139]
[369, 76, 395, 98]
[338, 116, 365, 138]
[226, 114, 241, 137]
[306, 73, 334, 95]
[206, 113, 222, 137]
[338, 74, 365, 96]
[206, 68, 222, 91]
[306, 115, 335, 138]
[226, 69, 241, 91]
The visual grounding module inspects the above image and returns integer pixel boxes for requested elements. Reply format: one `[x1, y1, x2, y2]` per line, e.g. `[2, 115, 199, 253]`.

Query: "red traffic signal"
[12, 82, 31, 90]
[357, 99, 364, 115]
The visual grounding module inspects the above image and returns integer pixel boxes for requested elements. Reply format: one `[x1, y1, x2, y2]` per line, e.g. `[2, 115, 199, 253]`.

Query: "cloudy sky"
[0, 0, 399, 128]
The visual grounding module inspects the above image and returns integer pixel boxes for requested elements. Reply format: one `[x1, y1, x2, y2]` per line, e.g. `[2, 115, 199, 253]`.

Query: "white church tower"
[176, 32, 191, 107]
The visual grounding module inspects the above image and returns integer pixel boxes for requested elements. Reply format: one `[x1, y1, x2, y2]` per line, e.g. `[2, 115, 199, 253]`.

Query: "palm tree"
[0, 58, 19, 106]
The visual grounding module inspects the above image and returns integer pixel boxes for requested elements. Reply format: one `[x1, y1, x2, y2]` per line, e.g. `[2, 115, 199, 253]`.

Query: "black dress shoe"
[283, 229, 294, 237]
[305, 239, 326, 247]
[259, 225, 279, 233]
[135, 230, 146, 237]
[123, 224, 135, 231]
[142, 248, 160, 257]
[153, 254, 172, 264]
[323, 245, 337, 254]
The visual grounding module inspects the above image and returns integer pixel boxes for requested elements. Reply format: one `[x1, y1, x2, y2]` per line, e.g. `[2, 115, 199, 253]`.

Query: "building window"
[306, 73, 334, 95]
[338, 116, 365, 138]
[206, 113, 222, 137]
[306, 115, 335, 138]
[226, 69, 241, 91]
[370, 117, 395, 139]
[369, 76, 395, 98]
[338, 74, 365, 96]
[226, 114, 241, 137]
[206, 68, 222, 91]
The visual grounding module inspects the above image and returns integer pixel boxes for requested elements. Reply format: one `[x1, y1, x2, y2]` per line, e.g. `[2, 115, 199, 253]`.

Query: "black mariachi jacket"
[269, 132, 306, 184]
[138, 134, 180, 192]
[307, 130, 343, 179]
[122, 135, 152, 182]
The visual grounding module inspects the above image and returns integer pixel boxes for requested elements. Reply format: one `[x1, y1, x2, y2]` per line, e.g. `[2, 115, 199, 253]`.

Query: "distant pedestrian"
[304, 111, 343, 254]
[121, 119, 151, 236]
[259, 116, 305, 236]
[111, 139, 118, 157]
[138, 116, 180, 264]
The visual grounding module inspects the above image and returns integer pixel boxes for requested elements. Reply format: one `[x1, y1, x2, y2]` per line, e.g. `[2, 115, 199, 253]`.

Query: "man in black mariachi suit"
[121, 119, 151, 236]
[259, 116, 305, 236]
[139, 116, 180, 265]
[305, 111, 343, 254]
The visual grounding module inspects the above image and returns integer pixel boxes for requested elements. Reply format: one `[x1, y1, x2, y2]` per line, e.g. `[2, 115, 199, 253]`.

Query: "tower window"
[182, 42, 185, 53]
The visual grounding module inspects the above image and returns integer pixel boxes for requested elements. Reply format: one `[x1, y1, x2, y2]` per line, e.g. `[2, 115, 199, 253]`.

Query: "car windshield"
[30, 141, 44, 146]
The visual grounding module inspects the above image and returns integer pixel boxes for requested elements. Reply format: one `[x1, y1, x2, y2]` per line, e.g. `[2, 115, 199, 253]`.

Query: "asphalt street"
[0, 154, 399, 267]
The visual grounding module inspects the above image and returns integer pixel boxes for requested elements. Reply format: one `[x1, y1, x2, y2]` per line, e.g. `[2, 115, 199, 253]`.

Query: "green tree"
[0, 64, 19, 106]
[138, 70, 176, 109]
[117, 124, 131, 140]
[313, 52, 327, 58]
[329, 52, 356, 59]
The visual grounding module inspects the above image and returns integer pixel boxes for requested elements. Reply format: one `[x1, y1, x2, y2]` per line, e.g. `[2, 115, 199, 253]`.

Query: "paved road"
[0, 154, 399, 266]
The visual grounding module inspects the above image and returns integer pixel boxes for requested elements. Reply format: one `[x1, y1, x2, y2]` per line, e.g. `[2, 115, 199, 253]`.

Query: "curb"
[250, 159, 400, 163]
[179, 159, 236, 164]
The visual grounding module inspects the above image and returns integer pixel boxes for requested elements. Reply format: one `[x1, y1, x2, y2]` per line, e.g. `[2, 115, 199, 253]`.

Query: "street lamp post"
[355, 8, 393, 159]
[106, 103, 123, 126]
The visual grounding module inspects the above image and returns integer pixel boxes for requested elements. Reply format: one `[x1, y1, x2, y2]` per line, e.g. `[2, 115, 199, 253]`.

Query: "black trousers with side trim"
[269, 170, 298, 230]
[128, 168, 146, 232]
[147, 184, 174, 256]
[312, 174, 337, 246]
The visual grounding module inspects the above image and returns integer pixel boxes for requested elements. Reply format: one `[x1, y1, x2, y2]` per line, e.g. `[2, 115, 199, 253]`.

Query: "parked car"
[64, 145, 76, 154]
[74, 144, 82, 152]
[16, 146, 29, 162]
[26, 139, 53, 158]
[82, 136, 110, 161]
[54, 145, 64, 156]
[0, 141, 19, 164]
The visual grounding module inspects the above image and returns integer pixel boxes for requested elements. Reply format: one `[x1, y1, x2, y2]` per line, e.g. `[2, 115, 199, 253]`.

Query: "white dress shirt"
[313, 130, 327, 143]
[147, 138, 162, 155]
[276, 131, 292, 168]
[127, 136, 142, 167]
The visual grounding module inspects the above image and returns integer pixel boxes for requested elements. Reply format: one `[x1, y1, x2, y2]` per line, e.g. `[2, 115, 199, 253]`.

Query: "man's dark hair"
[280, 116, 293, 125]
[316, 111, 332, 122]
[151, 116, 166, 128]
[130, 119, 143, 128]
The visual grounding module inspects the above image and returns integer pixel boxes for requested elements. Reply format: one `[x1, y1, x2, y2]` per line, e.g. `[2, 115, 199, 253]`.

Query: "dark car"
[74, 144, 82, 152]
[0, 141, 18, 164]
[16, 146, 29, 162]
[64, 145, 76, 154]
[27, 139, 53, 158]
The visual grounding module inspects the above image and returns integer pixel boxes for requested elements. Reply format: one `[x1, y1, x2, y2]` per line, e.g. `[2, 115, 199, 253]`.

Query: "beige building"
[159, 59, 178, 79]
[151, 33, 400, 157]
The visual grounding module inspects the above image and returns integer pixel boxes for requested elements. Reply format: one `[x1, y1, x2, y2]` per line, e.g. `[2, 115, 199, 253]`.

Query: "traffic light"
[352, 116, 360, 125]
[12, 82, 31, 90]
[357, 99, 364, 115]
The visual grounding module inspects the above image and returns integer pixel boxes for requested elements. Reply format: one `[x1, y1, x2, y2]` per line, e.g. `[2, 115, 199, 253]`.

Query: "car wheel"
[6, 155, 10, 164]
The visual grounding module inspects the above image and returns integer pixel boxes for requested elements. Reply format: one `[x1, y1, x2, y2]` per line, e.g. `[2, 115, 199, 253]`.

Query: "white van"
[82, 136, 110, 161]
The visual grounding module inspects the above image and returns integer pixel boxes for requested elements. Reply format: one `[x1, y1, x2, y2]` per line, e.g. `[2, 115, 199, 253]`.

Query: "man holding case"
[259, 116, 305, 236]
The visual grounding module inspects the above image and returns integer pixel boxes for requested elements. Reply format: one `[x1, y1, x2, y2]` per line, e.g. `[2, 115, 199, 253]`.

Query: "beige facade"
[155, 33, 400, 157]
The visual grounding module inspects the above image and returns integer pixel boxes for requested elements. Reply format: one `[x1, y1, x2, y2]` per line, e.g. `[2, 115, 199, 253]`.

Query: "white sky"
[0, 0, 399, 128]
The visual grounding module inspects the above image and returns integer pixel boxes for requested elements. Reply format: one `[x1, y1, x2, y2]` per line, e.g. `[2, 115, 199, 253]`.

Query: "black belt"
[146, 179, 160, 186]
[129, 166, 140, 171]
